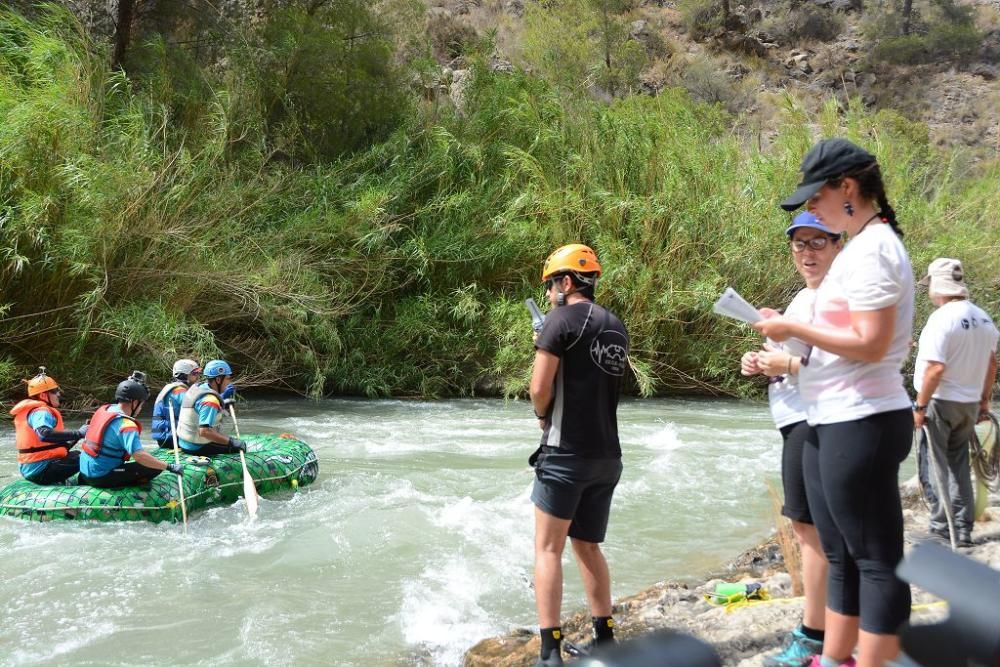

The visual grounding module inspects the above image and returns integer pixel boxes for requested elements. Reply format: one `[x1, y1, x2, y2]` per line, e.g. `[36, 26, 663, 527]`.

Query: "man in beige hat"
[913, 258, 998, 546]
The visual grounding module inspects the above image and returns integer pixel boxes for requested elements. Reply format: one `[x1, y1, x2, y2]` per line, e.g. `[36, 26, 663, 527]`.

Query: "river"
[1, 397, 794, 666]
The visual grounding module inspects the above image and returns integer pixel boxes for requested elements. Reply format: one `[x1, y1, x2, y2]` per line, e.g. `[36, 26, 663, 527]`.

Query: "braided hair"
[845, 162, 903, 238]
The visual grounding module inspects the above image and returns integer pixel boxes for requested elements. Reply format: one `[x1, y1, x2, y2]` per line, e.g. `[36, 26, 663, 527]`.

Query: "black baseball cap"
[780, 138, 877, 211]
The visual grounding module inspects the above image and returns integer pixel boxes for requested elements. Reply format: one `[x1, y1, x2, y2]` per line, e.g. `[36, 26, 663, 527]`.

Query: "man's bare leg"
[535, 506, 572, 627]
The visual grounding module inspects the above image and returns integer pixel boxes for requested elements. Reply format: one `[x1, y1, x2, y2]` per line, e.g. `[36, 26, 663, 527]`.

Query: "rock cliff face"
[464, 482, 1000, 666]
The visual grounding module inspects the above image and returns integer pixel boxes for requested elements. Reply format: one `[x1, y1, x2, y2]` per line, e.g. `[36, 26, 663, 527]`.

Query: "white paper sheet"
[712, 287, 763, 324]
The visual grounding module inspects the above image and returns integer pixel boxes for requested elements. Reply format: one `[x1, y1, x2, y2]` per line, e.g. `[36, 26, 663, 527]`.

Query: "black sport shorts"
[779, 420, 813, 524]
[530, 446, 623, 543]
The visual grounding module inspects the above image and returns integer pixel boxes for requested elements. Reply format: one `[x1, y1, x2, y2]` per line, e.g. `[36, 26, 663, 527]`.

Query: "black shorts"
[779, 420, 812, 524]
[530, 446, 622, 543]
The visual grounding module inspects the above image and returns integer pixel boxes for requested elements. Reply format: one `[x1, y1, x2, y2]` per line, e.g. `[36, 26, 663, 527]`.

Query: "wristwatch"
[912, 402, 927, 413]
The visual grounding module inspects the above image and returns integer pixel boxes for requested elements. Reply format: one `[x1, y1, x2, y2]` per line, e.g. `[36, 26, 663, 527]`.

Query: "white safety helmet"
[172, 359, 202, 380]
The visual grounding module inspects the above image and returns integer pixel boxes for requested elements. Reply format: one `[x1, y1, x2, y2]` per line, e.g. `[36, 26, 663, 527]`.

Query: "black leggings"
[78, 462, 163, 488]
[803, 408, 913, 635]
[25, 451, 81, 486]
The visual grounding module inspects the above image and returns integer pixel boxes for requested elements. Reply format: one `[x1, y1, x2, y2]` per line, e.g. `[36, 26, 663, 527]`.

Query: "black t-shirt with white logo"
[535, 300, 629, 459]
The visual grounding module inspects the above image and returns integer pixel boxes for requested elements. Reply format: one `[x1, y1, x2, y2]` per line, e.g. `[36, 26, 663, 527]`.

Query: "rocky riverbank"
[463, 479, 1000, 666]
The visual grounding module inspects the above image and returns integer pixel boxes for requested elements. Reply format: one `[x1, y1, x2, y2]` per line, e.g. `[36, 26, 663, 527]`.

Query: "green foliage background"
[1, 5, 998, 401]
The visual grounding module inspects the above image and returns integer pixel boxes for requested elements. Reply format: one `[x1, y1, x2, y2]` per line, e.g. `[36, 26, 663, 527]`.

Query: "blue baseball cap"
[784, 211, 841, 238]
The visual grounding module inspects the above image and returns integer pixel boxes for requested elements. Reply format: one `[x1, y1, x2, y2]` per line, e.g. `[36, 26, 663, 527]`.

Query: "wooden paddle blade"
[240, 451, 260, 516]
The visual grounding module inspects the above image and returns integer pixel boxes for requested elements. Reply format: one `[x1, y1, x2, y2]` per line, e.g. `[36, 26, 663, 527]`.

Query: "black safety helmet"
[115, 370, 149, 402]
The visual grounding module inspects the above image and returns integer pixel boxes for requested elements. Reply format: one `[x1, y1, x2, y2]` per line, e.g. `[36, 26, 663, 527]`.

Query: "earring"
[843, 201, 855, 217]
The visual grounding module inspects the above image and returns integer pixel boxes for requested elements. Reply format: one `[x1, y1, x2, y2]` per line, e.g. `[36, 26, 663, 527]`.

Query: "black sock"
[592, 616, 615, 643]
[800, 624, 825, 642]
[540, 626, 562, 659]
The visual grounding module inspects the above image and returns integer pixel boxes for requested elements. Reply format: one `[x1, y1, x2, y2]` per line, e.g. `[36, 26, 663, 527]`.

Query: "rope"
[970, 413, 999, 492]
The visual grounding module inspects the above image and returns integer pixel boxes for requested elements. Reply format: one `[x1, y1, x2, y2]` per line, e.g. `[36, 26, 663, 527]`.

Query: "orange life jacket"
[10, 399, 69, 464]
[81, 405, 139, 463]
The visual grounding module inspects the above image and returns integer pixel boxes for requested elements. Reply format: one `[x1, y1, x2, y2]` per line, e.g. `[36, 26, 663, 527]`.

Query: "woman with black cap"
[753, 138, 914, 667]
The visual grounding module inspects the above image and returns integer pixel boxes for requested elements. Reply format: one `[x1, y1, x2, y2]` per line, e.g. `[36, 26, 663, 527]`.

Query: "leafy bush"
[251, 1, 412, 161]
[866, 0, 982, 65]
[677, 56, 752, 114]
[678, 0, 723, 40]
[522, 0, 647, 96]
[763, 3, 845, 43]
[427, 9, 478, 62]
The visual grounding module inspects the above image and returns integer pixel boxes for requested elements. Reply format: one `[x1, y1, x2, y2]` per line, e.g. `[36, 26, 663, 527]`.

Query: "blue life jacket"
[151, 381, 187, 444]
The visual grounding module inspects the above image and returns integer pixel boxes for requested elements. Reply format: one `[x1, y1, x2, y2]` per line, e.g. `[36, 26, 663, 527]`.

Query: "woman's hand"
[752, 315, 794, 342]
[757, 344, 793, 376]
[741, 351, 762, 376]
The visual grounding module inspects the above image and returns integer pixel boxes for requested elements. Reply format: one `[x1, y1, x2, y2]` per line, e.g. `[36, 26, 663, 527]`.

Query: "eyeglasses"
[790, 237, 835, 253]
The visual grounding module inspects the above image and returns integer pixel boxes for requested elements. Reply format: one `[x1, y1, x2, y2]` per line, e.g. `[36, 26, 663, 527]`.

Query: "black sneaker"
[535, 652, 564, 666]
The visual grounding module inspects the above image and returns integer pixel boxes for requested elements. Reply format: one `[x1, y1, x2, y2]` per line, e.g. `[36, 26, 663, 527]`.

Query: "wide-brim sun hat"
[781, 138, 877, 211]
[919, 257, 970, 298]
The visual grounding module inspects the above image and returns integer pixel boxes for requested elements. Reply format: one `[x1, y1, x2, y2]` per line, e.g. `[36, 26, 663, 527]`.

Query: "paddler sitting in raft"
[176, 359, 247, 457]
[151, 358, 202, 448]
[9, 367, 87, 485]
[78, 371, 185, 488]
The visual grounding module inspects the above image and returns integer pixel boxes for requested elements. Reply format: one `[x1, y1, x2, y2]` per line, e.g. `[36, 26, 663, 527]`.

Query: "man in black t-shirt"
[529, 244, 630, 666]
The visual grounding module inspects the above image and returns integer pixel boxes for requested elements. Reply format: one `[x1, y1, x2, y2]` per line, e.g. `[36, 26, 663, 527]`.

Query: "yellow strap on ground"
[717, 596, 948, 614]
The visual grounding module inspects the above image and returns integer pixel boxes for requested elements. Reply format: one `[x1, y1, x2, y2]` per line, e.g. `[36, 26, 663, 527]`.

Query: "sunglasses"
[790, 237, 836, 253]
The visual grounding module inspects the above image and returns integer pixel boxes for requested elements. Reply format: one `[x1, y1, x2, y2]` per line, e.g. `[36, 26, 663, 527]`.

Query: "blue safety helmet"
[203, 359, 233, 379]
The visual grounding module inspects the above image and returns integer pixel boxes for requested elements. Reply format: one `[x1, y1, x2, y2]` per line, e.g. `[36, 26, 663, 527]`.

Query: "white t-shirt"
[913, 300, 999, 403]
[769, 288, 815, 429]
[799, 223, 914, 425]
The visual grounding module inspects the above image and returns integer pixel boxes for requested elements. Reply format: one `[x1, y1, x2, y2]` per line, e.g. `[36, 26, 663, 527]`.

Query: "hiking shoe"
[764, 628, 823, 666]
[534, 652, 564, 666]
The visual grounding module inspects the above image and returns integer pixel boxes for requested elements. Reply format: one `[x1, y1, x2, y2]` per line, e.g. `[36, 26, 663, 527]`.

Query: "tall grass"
[1, 7, 998, 400]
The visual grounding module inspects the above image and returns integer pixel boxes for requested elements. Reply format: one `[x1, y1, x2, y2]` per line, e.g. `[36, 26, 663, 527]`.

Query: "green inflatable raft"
[0, 433, 319, 523]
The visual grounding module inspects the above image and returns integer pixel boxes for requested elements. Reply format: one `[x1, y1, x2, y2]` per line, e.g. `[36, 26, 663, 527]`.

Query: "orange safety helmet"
[541, 244, 602, 282]
[26, 367, 59, 397]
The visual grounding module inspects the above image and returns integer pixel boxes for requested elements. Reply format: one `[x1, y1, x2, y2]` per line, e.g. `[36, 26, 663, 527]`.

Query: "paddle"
[229, 403, 260, 516]
[166, 400, 189, 533]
